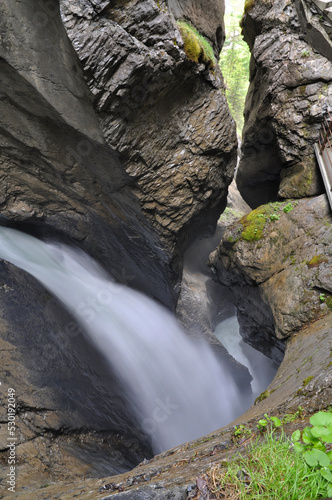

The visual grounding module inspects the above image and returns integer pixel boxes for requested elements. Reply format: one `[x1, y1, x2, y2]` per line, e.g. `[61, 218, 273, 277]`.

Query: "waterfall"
[0, 227, 245, 453]
[215, 316, 278, 398]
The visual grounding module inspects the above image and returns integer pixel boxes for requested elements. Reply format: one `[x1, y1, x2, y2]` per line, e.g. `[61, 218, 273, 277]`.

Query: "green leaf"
[310, 411, 332, 427]
[303, 449, 330, 467]
[302, 427, 320, 445]
[311, 426, 332, 443]
[270, 416, 282, 427]
[293, 442, 306, 454]
[327, 450, 332, 460]
[328, 486, 332, 497]
[320, 469, 332, 482]
[258, 419, 267, 427]
[291, 430, 301, 442]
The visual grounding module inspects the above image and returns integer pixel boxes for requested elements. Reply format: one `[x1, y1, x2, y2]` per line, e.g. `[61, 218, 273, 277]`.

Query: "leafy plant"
[207, 428, 328, 499]
[292, 411, 332, 497]
[283, 202, 295, 213]
[257, 413, 282, 432]
[219, 1, 250, 133]
[282, 407, 305, 424]
[232, 424, 252, 442]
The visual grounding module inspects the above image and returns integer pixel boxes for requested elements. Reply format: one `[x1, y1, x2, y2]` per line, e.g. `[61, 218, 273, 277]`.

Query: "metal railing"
[319, 111, 332, 153]
[315, 111, 332, 210]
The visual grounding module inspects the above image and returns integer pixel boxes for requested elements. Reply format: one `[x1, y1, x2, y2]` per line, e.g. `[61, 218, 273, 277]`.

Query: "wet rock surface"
[0, 0, 180, 309]
[237, 0, 332, 208]
[167, 0, 226, 54]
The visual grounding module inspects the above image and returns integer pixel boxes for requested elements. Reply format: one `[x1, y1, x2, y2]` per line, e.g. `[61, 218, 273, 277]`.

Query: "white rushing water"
[215, 316, 278, 398]
[0, 226, 246, 452]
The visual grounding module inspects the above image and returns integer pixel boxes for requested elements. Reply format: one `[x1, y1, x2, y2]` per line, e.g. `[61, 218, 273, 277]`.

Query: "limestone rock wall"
[60, 0, 237, 254]
[237, 0, 332, 208]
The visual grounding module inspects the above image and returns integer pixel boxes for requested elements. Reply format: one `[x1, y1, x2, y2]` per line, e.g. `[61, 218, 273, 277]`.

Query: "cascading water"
[0, 227, 247, 453]
[215, 316, 278, 398]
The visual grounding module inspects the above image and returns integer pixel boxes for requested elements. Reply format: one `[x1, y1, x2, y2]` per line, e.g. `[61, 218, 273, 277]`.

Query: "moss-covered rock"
[209, 195, 332, 340]
[177, 21, 216, 68]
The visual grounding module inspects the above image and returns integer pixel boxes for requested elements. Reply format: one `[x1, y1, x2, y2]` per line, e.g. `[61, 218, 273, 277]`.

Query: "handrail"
[315, 111, 332, 210]
[319, 111, 332, 153]
[318, 111, 332, 188]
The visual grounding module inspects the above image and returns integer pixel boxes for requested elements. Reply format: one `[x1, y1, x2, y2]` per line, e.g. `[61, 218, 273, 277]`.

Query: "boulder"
[209, 195, 332, 348]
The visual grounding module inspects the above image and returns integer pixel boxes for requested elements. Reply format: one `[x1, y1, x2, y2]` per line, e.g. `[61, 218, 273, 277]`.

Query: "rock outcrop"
[209, 195, 332, 355]
[237, 0, 332, 208]
[60, 0, 237, 254]
[167, 0, 226, 54]
[0, 0, 180, 309]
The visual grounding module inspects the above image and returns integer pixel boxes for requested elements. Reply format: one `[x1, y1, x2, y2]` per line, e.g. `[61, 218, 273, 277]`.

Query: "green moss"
[244, 0, 255, 13]
[307, 254, 328, 268]
[240, 205, 276, 241]
[254, 390, 271, 404]
[176, 21, 216, 68]
[302, 375, 313, 387]
[326, 296, 332, 311]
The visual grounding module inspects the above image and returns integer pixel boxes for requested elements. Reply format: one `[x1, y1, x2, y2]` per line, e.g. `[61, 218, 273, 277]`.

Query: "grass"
[206, 430, 328, 499]
[176, 21, 216, 68]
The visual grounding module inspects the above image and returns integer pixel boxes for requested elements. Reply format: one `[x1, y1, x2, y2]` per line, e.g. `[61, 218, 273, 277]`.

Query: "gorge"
[0, 0, 332, 499]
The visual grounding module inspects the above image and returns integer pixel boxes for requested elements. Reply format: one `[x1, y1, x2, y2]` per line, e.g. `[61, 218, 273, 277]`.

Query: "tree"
[219, 2, 250, 134]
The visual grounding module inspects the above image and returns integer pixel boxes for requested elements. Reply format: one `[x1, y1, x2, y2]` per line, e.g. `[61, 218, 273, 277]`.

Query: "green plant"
[254, 389, 271, 404]
[321, 293, 327, 302]
[308, 254, 328, 268]
[282, 407, 305, 424]
[219, 3, 250, 133]
[302, 375, 313, 387]
[292, 411, 332, 497]
[301, 49, 310, 58]
[283, 202, 295, 213]
[257, 413, 282, 432]
[207, 429, 328, 499]
[232, 424, 252, 441]
[176, 21, 216, 68]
